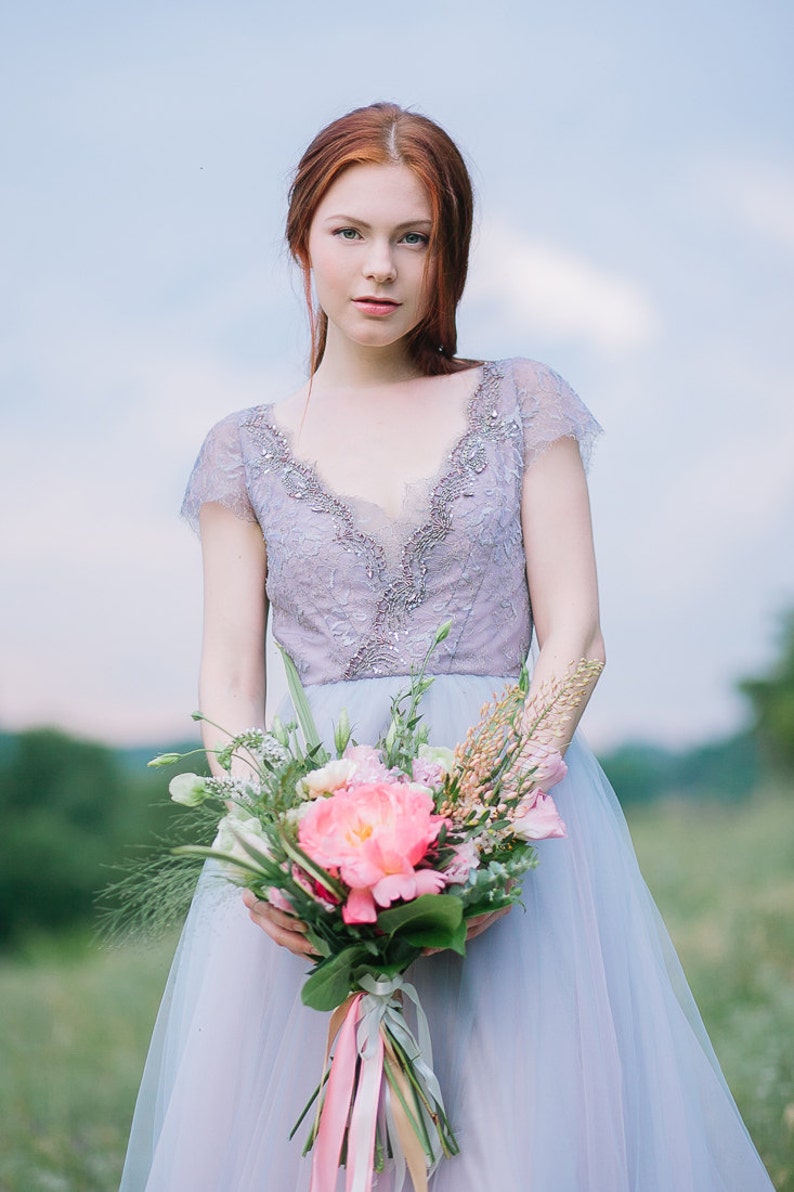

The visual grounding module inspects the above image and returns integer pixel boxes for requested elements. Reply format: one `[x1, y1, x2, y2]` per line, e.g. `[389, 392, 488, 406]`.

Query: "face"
[306, 162, 434, 354]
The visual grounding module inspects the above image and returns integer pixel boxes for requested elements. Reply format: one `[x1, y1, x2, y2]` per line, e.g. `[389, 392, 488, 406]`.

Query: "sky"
[1, 0, 792, 750]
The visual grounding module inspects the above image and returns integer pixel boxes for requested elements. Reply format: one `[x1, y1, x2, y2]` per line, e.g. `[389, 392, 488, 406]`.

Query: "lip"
[352, 297, 401, 317]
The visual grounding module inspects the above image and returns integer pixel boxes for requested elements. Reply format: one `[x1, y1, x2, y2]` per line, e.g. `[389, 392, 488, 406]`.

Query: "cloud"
[465, 218, 660, 353]
[735, 170, 794, 250]
[699, 159, 794, 251]
[626, 422, 794, 602]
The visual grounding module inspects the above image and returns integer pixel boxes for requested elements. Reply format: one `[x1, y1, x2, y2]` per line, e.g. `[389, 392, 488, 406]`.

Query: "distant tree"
[739, 609, 794, 774]
[0, 727, 181, 944]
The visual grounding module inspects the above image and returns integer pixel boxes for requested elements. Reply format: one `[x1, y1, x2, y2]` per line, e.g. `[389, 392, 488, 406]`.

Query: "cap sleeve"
[181, 411, 258, 534]
[509, 357, 603, 472]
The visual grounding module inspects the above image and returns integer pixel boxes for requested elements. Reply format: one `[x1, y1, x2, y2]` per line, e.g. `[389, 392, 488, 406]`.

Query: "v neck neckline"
[259, 362, 491, 529]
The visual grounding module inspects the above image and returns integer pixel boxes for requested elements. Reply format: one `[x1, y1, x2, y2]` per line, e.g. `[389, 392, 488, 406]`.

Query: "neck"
[313, 327, 422, 389]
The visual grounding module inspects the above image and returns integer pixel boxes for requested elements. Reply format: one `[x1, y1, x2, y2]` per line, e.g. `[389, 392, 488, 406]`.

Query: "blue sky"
[1, 0, 792, 748]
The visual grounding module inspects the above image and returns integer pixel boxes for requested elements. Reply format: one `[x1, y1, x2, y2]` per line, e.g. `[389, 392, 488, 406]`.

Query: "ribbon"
[311, 993, 363, 1192]
[308, 974, 451, 1192]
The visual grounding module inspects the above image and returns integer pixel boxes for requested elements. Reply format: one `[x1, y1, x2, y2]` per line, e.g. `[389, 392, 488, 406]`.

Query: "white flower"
[212, 808, 271, 876]
[299, 758, 357, 798]
[169, 772, 211, 807]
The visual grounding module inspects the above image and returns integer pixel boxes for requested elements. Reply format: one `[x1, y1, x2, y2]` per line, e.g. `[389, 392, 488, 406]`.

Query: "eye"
[334, 227, 362, 241]
[401, 231, 430, 247]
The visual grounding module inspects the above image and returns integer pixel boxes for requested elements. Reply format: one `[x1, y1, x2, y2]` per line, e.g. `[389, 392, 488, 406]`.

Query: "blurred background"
[0, 0, 792, 1188]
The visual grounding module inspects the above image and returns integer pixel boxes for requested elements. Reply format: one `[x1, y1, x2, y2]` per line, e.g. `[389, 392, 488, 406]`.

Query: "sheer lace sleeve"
[509, 358, 603, 472]
[181, 411, 258, 534]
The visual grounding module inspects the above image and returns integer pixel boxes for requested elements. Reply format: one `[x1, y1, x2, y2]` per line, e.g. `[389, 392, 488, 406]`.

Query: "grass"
[627, 789, 794, 1189]
[0, 791, 791, 1190]
[0, 932, 175, 1192]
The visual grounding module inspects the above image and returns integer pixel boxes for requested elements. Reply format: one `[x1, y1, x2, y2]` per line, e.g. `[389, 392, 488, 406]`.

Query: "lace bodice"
[182, 358, 601, 684]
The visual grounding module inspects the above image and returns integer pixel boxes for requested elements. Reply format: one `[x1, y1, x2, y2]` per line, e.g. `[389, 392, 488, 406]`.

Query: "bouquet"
[148, 624, 602, 1192]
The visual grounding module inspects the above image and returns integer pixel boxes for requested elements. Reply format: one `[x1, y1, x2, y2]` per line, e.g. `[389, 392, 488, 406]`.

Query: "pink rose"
[290, 865, 339, 911]
[411, 757, 445, 788]
[298, 781, 447, 924]
[266, 887, 295, 913]
[512, 792, 567, 841]
[343, 744, 391, 784]
[412, 745, 455, 789]
[521, 743, 568, 790]
[441, 838, 479, 885]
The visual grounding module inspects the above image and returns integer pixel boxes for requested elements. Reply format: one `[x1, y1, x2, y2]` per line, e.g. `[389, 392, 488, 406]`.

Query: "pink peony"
[521, 743, 568, 790]
[512, 791, 567, 841]
[297, 781, 447, 924]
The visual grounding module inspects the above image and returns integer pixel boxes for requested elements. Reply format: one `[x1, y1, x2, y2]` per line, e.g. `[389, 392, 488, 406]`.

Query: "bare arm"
[460, 439, 605, 947]
[197, 502, 268, 773]
[521, 436, 606, 742]
[196, 503, 319, 955]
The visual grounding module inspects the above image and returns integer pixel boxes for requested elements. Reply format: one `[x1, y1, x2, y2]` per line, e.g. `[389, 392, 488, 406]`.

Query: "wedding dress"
[120, 358, 773, 1190]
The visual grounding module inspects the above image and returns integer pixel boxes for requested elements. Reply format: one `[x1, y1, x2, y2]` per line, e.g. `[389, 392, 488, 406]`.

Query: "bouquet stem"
[305, 975, 454, 1192]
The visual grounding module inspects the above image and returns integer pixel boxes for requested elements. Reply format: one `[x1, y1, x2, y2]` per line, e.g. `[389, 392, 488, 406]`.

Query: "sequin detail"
[180, 357, 600, 687]
[241, 408, 388, 584]
[343, 361, 516, 678]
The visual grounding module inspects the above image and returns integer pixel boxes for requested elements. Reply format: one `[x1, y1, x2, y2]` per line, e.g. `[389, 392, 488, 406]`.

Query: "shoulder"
[200, 403, 270, 446]
[490, 356, 576, 398]
[190, 403, 281, 469]
[489, 357, 603, 470]
[182, 405, 273, 534]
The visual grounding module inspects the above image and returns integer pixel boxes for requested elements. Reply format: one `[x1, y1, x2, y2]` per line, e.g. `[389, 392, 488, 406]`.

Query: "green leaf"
[171, 845, 268, 879]
[301, 946, 366, 1011]
[402, 918, 467, 955]
[278, 833, 348, 902]
[376, 894, 463, 939]
[279, 645, 322, 751]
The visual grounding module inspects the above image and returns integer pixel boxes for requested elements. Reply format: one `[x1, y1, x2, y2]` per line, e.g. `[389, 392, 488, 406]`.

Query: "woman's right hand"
[242, 889, 320, 957]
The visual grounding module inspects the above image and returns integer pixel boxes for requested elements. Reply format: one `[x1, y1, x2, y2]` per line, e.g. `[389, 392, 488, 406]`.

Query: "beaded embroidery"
[242, 408, 388, 584]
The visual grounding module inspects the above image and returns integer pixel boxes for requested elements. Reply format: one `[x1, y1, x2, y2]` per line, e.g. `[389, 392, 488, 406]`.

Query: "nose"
[363, 237, 396, 284]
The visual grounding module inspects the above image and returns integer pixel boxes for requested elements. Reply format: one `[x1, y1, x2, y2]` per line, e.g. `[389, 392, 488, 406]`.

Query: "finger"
[465, 906, 511, 940]
[241, 893, 318, 955]
[261, 918, 319, 956]
[242, 891, 310, 934]
[250, 909, 319, 956]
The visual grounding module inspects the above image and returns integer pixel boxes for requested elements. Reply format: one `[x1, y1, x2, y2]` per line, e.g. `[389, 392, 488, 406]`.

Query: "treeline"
[0, 728, 201, 947]
[598, 730, 760, 805]
[1, 609, 792, 946]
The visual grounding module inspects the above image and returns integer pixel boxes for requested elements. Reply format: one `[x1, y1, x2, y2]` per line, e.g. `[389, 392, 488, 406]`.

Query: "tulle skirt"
[120, 674, 773, 1191]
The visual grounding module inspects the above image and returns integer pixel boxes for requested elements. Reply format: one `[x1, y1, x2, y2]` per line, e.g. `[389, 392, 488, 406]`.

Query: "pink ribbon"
[310, 993, 364, 1192]
[308, 980, 436, 1192]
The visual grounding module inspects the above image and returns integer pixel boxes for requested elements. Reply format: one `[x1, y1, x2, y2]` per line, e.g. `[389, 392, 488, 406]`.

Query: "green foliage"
[599, 731, 760, 805]
[0, 793, 791, 1189]
[627, 790, 794, 1189]
[0, 727, 200, 946]
[740, 609, 794, 774]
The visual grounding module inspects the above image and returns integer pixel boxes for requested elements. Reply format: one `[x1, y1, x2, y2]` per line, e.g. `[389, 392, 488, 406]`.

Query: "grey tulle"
[120, 361, 773, 1189]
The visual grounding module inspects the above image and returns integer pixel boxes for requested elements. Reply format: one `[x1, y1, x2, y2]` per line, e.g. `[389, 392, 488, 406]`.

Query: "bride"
[120, 102, 773, 1190]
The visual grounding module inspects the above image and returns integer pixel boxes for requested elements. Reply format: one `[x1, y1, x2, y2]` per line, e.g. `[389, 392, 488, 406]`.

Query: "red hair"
[286, 103, 474, 376]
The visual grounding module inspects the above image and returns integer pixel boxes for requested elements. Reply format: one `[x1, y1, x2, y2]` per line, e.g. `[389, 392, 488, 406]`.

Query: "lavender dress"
[120, 358, 773, 1191]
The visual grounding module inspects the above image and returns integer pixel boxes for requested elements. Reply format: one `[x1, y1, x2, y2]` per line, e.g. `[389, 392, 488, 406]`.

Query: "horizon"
[1, 1, 792, 751]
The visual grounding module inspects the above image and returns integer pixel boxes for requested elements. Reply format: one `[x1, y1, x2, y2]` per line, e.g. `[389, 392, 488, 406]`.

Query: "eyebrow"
[322, 215, 432, 230]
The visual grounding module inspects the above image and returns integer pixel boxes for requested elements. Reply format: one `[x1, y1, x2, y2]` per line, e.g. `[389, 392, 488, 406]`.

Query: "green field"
[1, 792, 791, 1191]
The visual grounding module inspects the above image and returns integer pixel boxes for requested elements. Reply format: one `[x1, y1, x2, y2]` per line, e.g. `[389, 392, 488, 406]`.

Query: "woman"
[121, 103, 773, 1190]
